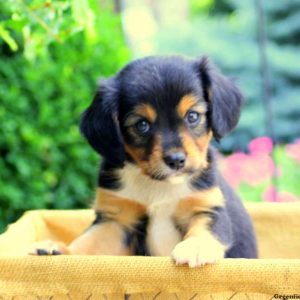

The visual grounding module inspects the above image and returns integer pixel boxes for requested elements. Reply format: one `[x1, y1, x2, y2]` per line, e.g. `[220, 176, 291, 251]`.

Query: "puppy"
[32, 56, 257, 266]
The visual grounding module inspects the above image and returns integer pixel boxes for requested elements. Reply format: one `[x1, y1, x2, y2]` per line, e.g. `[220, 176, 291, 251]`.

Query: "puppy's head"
[80, 56, 243, 180]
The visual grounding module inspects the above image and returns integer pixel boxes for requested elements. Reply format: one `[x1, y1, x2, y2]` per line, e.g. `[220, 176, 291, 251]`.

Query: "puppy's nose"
[163, 152, 186, 170]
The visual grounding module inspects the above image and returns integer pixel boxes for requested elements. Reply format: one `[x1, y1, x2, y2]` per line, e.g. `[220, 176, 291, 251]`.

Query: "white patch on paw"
[171, 236, 225, 268]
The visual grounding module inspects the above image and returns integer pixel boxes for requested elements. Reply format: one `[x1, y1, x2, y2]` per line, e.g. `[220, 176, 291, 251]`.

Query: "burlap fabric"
[0, 203, 299, 299]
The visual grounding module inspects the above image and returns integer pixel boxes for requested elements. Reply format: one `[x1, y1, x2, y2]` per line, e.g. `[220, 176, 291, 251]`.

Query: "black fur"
[197, 56, 244, 140]
[80, 78, 125, 167]
[191, 149, 257, 258]
[97, 160, 121, 190]
[218, 176, 258, 258]
[92, 211, 113, 225]
[190, 147, 216, 190]
[124, 215, 150, 256]
[93, 211, 150, 255]
[36, 249, 61, 256]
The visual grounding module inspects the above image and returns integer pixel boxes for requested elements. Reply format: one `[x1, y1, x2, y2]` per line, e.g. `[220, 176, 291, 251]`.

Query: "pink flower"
[221, 145, 276, 188]
[286, 140, 300, 164]
[242, 154, 275, 186]
[263, 186, 299, 202]
[220, 152, 248, 188]
[248, 136, 273, 155]
[263, 186, 277, 202]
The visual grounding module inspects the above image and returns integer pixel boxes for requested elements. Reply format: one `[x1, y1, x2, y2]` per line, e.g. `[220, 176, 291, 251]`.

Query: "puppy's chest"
[117, 182, 188, 256]
[145, 198, 184, 256]
[116, 164, 192, 211]
[114, 165, 193, 255]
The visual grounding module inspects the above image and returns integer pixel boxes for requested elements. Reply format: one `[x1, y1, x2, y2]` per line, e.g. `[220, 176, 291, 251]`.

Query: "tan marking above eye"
[134, 103, 157, 122]
[177, 94, 206, 119]
[124, 115, 138, 127]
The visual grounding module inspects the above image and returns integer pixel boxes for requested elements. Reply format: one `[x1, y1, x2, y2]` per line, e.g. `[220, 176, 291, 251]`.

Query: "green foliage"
[266, 0, 300, 45]
[238, 183, 266, 203]
[190, 0, 234, 16]
[151, 0, 300, 152]
[273, 146, 300, 196]
[0, 0, 130, 232]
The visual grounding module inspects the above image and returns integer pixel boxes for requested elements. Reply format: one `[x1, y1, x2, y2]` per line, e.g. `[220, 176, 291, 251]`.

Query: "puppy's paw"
[171, 236, 224, 268]
[28, 240, 69, 256]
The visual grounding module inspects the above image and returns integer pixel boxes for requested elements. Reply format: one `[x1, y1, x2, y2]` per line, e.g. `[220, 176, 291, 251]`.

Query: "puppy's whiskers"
[147, 165, 169, 181]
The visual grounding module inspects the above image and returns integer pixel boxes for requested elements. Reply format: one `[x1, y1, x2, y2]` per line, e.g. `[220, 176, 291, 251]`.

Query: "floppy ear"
[80, 77, 125, 167]
[196, 56, 244, 140]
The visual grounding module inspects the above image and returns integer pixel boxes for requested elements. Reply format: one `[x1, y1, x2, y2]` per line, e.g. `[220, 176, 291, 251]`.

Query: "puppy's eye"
[186, 111, 200, 126]
[135, 119, 150, 134]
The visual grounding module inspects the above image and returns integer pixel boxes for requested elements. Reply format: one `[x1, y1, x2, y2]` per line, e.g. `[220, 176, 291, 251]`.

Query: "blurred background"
[0, 0, 299, 233]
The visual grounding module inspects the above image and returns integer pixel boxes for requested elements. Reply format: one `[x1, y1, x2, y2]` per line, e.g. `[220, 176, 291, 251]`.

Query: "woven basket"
[0, 202, 300, 299]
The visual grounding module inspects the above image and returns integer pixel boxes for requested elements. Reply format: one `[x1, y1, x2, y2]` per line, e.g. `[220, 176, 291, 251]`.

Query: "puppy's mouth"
[145, 167, 195, 182]
[148, 172, 168, 181]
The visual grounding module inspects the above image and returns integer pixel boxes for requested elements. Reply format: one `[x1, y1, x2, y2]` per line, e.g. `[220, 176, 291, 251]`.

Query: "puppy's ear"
[80, 77, 125, 167]
[196, 56, 244, 140]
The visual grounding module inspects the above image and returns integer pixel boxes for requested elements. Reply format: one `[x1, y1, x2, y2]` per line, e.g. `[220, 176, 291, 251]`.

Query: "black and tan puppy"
[32, 56, 257, 266]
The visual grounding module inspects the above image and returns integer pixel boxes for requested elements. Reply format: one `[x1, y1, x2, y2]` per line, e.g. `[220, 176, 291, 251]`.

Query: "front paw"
[171, 236, 224, 268]
[28, 240, 69, 256]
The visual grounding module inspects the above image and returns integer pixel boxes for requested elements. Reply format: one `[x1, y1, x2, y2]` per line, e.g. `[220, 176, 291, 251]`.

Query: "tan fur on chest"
[95, 164, 224, 256]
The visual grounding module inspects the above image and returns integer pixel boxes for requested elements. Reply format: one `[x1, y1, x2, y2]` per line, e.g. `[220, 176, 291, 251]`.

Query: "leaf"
[0, 23, 18, 51]
[71, 0, 96, 40]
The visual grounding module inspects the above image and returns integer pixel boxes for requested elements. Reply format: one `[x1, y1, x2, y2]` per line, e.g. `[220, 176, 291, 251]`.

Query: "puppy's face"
[121, 97, 211, 180]
[81, 56, 243, 180]
[118, 62, 211, 180]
